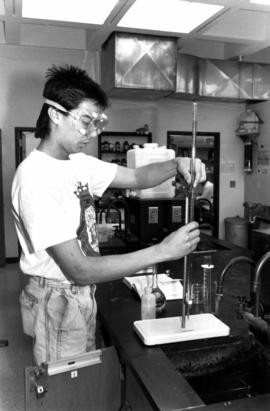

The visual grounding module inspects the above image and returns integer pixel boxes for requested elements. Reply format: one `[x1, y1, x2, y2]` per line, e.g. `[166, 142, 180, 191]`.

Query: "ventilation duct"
[101, 32, 270, 102]
[252, 63, 270, 100]
[198, 58, 241, 100]
[197, 59, 270, 102]
[101, 32, 177, 99]
[174, 54, 198, 98]
[172, 57, 270, 101]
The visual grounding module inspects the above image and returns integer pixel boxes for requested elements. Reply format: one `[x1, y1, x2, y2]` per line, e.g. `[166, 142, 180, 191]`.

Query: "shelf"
[98, 131, 152, 197]
[98, 131, 152, 162]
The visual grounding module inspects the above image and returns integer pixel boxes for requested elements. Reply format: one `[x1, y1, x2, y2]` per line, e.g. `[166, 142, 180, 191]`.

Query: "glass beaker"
[201, 255, 214, 313]
[191, 283, 203, 305]
[151, 266, 166, 313]
[191, 282, 203, 314]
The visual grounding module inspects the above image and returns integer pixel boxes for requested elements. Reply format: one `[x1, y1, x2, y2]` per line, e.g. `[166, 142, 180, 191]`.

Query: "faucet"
[251, 250, 270, 318]
[215, 256, 255, 316]
[215, 252, 270, 339]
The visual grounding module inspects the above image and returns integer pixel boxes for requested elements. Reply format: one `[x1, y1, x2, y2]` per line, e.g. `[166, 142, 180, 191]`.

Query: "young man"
[12, 65, 205, 365]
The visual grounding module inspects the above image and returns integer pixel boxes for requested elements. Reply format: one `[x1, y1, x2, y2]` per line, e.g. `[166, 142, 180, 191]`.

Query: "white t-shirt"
[11, 150, 117, 282]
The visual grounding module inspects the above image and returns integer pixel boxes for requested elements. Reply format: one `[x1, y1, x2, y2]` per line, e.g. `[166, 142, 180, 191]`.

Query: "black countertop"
[96, 246, 270, 411]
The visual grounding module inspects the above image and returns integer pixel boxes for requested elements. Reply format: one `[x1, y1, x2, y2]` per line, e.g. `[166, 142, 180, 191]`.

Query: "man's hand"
[176, 157, 206, 187]
[157, 221, 200, 261]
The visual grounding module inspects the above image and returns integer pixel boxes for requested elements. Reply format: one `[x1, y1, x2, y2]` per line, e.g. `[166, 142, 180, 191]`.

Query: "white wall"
[0, 46, 246, 258]
[153, 99, 246, 238]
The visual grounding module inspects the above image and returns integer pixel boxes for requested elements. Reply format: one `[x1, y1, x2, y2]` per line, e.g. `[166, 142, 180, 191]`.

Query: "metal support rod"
[181, 102, 198, 329]
[190, 101, 198, 189]
[181, 195, 189, 328]
[189, 101, 197, 221]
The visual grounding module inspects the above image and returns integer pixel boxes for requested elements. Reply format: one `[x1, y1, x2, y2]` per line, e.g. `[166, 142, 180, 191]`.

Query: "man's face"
[56, 99, 107, 157]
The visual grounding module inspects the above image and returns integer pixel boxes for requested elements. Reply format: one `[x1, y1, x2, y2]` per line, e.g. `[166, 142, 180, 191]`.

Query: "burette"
[181, 101, 198, 329]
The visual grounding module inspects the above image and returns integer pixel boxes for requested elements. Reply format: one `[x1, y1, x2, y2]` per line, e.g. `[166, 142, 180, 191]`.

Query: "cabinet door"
[126, 367, 154, 411]
[15, 128, 37, 166]
[14, 128, 37, 258]
[0, 132, 5, 266]
[25, 347, 121, 411]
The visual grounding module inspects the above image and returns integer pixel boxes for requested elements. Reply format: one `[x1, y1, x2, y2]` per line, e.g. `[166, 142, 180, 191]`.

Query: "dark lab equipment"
[125, 197, 185, 247]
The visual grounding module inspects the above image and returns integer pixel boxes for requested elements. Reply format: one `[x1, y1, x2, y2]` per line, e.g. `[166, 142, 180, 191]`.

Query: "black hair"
[35, 64, 108, 139]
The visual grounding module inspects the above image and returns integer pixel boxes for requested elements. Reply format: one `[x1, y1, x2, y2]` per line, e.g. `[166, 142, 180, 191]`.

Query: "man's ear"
[48, 107, 61, 124]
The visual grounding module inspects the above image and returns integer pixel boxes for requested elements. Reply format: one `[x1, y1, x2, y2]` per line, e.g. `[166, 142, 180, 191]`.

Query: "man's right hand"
[157, 221, 200, 261]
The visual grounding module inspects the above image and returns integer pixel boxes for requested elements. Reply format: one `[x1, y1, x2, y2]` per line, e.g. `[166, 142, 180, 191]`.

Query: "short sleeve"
[18, 185, 78, 253]
[70, 153, 118, 197]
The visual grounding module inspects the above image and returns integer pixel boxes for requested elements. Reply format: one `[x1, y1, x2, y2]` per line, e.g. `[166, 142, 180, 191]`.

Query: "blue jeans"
[20, 276, 97, 365]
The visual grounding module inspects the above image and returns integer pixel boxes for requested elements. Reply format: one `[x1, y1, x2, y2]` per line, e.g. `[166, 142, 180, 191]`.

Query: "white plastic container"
[141, 287, 156, 320]
[97, 214, 109, 243]
[127, 143, 175, 198]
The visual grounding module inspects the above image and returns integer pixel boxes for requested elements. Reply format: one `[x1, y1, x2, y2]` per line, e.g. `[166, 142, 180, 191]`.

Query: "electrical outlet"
[172, 206, 182, 223]
[148, 207, 159, 224]
[71, 370, 78, 378]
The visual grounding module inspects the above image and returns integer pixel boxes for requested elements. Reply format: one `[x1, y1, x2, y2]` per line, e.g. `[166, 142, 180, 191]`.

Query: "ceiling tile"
[21, 23, 86, 49]
[0, 0, 5, 15]
[0, 21, 5, 43]
[202, 9, 268, 42]
[21, 0, 118, 24]
[0, 0, 270, 64]
[179, 39, 226, 59]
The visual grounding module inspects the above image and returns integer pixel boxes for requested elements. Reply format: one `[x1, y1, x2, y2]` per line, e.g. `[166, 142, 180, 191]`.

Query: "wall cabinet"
[98, 131, 152, 166]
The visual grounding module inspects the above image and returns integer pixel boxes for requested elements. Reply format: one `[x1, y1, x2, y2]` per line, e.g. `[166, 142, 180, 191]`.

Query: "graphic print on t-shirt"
[74, 182, 100, 256]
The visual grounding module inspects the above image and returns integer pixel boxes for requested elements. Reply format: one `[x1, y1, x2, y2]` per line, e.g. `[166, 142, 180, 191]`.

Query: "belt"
[31, 276, 94, 294]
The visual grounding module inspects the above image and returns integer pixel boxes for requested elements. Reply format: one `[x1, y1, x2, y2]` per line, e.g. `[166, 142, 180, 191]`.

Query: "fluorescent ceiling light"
[250, 0, 270, 4]
[22, 0, 118, 24]
[117, 0, 224, 34]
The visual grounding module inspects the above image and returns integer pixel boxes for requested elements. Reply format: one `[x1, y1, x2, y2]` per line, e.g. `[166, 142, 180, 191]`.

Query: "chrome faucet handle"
[236, 296, 250, 319]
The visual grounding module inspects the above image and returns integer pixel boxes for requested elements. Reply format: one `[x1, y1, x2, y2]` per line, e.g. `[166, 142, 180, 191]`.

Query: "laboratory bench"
[96, 248, 270, 411]
[99, 231, 243, 257]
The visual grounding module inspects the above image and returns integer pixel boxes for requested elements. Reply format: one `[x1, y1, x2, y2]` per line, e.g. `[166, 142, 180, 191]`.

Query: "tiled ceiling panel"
[0, 21, 5, 43]
[0, 1, 270, 63]
[179, 39, 226, 60]
[21, 23, 86, 49]
[0, 0, 5, 15]
[202, 9, 268, 42]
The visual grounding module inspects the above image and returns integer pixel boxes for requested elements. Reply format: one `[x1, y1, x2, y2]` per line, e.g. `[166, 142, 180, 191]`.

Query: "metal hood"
[101, 32, 177, 100]
[101, 32, 270, 102]
[171, 56, 270, 102]
[198, 58, 270, 102]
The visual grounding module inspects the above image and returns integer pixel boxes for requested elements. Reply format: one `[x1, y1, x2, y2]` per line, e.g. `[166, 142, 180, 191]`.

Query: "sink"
[162, 334, 270, 405]
[133, 314, 230, 345]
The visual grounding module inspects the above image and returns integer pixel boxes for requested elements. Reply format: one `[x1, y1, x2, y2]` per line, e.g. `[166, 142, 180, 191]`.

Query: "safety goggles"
[44, 98, 108, 135]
